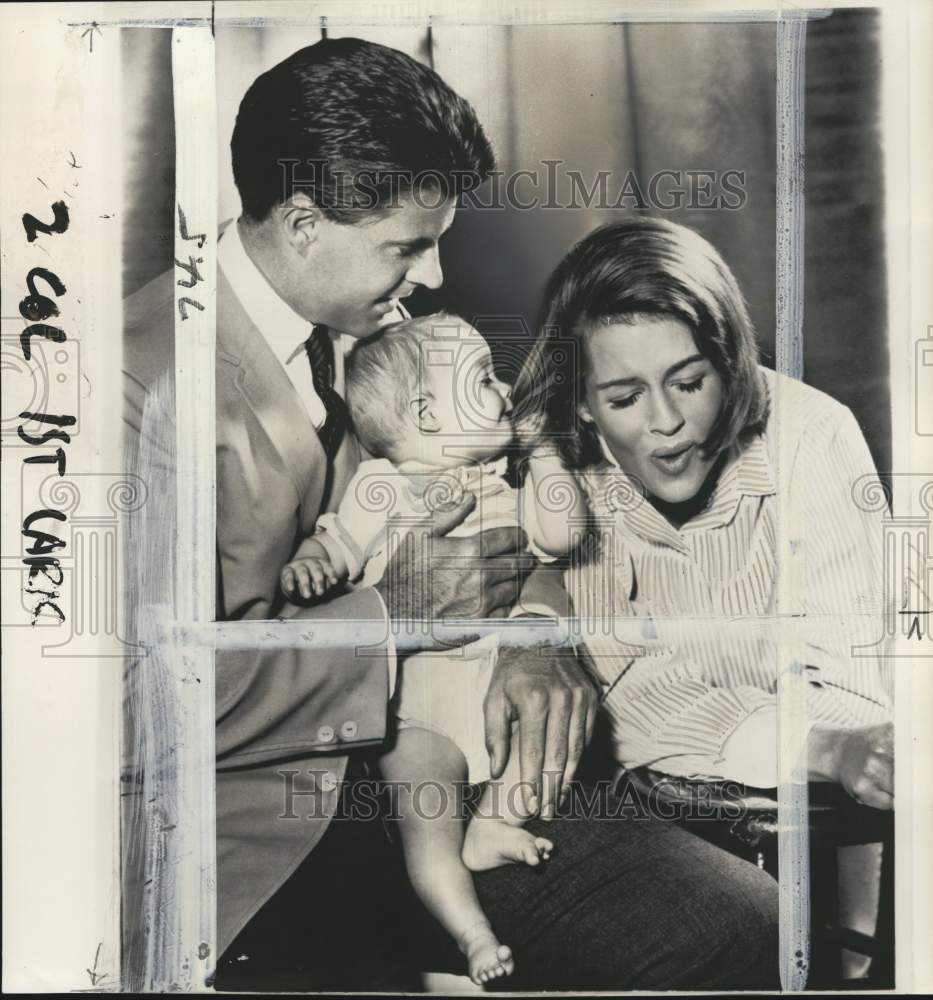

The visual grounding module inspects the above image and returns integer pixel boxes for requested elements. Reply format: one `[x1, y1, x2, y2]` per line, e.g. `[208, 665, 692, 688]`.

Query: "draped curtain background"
[122, 9, 888, 473]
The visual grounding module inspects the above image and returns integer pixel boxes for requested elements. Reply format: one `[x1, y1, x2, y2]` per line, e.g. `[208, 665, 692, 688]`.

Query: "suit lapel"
[217, 267, 329, 533]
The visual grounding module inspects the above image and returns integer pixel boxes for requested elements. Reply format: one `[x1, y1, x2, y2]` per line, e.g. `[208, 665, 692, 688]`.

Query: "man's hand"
[374, 491, 535, 632]
[483, 641, 599, 820]
[809, 721, 893, 810]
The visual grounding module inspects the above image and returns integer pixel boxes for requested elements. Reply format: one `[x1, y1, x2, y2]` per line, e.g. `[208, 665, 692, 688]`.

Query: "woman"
[514, 217, 893, 977]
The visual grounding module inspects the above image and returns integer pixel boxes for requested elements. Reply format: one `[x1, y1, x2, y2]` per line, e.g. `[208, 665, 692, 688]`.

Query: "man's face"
[301, 194, 456, 337]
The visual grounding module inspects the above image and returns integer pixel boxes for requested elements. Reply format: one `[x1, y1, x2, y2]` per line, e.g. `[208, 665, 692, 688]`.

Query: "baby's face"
[417, 324, 515, 461]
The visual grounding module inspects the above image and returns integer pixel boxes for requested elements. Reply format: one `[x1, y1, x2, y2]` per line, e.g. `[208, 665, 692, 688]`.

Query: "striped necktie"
[304, 325, 347, 461]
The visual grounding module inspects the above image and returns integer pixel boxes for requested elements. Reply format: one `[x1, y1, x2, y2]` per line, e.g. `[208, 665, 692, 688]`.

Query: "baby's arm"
[281, 533, 350, 600]
[525, 446, 587, 557]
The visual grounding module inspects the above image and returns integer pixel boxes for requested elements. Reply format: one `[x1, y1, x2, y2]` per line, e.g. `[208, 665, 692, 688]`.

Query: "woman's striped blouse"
[565, 367, 893, 787]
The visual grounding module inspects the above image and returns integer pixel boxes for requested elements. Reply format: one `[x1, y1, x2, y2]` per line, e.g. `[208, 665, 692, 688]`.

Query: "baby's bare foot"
[462, 819, 554, 872]
[459, 921, 514, 985]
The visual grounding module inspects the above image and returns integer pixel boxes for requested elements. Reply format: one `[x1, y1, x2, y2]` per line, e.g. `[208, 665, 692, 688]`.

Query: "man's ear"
[279, 192, 324, 255]
[409, 396, 440, 434]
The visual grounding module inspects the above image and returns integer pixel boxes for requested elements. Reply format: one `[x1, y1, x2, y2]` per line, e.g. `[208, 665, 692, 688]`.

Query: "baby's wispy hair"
[344, 311, 464, 461]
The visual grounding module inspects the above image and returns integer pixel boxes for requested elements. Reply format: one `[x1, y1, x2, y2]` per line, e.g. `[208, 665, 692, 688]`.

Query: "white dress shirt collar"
[218, 219, 313, 366]
[218, 218, 411, 429]
[218, 219, 331, 427]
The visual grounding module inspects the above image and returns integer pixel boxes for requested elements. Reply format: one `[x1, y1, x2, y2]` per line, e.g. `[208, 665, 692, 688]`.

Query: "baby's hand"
[281, 556, 340, 600]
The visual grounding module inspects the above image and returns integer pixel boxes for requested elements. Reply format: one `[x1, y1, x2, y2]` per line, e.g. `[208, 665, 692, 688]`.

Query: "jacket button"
[321, 771, 338, 792]
[340, 720, 358, 740]
[317, 725, 335, 743]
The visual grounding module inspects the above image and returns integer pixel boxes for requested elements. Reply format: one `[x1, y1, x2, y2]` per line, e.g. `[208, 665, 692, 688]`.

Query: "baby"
[280, 313, 587, 985]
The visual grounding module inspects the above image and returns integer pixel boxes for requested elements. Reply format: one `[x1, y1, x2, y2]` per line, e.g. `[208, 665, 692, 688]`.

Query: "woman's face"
[581, 314, 724, 505]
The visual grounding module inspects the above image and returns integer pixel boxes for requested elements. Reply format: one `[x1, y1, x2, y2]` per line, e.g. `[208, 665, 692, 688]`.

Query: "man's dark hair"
[231, 37, 496, 222]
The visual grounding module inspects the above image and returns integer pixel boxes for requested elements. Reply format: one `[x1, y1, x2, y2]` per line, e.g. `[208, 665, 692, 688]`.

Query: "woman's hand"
[808, 721, 893, 810]
[836, 722, 894, 809]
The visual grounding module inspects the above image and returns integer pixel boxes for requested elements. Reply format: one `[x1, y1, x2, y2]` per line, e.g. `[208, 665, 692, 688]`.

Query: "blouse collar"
[591, 428, 775, 548]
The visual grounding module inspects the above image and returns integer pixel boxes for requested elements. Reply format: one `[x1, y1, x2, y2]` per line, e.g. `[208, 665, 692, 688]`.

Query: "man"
[123, 37, 779, 990]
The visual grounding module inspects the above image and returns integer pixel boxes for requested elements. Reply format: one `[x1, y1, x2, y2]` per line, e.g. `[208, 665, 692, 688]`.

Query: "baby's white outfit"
[315, 456, 552, 783]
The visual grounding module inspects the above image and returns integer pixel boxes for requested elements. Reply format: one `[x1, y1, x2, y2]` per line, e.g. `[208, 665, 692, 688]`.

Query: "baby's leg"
[379, 726, 513, 985]
[462, 722, 554, 873]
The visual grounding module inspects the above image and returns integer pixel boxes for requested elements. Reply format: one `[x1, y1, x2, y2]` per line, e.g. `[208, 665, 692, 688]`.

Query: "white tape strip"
[775, 13, 811, 993]
[175, 611, 885, 651]
[167, 23, 217, 990]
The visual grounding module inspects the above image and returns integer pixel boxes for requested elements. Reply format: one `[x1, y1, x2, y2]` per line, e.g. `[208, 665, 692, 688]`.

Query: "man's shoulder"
[123, 220, 239, 376]
[123, 268, 176, 386]
[123, 262, 252, 389]
[122, 263, 246, 440]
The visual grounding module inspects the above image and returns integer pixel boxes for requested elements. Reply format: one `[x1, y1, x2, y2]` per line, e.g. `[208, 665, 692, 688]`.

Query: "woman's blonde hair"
[512, 217, 769, 469]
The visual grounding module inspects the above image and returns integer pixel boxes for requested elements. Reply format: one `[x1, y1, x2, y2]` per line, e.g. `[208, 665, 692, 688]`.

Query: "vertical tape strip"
[775, 13, 810, 992]
[170, 24, 217, 990]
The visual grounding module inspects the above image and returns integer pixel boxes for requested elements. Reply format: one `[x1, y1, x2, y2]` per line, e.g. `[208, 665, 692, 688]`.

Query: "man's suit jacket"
[124, 263, 393, 958]
[122, 256, 570, 964]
